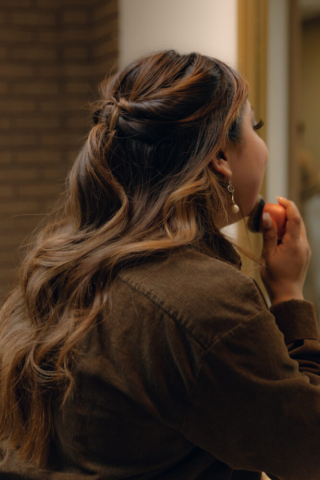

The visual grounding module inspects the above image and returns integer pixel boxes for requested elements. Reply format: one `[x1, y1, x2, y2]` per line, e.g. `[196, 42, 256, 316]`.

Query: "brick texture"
[0, 0, 119, 301]
[91, 0, 119, 87]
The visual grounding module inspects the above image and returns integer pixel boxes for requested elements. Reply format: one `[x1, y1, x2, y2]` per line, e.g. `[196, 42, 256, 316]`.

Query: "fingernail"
[262, 212, 272, 228]
[276, 196, 287, 202]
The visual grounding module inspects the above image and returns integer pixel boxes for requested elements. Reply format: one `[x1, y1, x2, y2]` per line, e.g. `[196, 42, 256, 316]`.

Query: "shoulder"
[117, 247, 267, 349]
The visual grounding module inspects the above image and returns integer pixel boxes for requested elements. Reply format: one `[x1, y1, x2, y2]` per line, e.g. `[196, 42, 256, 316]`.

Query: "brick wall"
[0, 0, 119, 302]
[92, 0, 118, 87]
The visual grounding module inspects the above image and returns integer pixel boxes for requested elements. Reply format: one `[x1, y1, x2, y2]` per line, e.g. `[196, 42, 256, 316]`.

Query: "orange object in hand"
[247, 196, 287, 240]
[260, 203, 287, 239]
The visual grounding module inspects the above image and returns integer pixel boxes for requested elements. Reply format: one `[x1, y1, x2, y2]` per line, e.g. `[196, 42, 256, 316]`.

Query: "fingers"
[261, 213, 278, 257]
[276, 197, 302, 240]
[276, 197, 311, 259]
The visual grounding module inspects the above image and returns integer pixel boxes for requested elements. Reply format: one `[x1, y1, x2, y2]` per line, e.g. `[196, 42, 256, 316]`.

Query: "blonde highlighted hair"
[0, 50, 249, 467]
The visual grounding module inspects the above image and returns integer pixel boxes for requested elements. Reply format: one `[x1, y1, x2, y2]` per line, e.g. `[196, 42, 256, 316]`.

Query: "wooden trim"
[288, 0, 302, 208]
[238, 1, 268, 132]
[236, 0, 269, 298]
[238, 0, 268, 198]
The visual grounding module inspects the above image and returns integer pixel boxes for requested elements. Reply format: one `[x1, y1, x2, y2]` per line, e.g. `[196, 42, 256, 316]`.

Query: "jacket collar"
[186, 236, 242, 270]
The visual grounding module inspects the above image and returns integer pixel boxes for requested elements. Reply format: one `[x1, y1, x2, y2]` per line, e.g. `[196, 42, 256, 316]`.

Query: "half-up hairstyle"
[0, 50, 248, 467]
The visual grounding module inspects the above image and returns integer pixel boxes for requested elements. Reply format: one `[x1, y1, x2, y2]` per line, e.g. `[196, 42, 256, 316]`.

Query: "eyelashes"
[253, 119, 264, 131]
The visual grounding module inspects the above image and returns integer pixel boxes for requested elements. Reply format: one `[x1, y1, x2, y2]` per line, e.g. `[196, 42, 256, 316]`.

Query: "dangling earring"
[227, 179, 240, 213]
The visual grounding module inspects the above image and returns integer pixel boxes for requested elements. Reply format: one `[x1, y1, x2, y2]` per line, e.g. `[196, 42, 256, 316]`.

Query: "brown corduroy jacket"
[1, 240, 320, 480]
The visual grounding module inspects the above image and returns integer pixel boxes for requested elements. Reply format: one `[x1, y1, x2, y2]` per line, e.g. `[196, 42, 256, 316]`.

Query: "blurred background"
[0, 0, 319, 324]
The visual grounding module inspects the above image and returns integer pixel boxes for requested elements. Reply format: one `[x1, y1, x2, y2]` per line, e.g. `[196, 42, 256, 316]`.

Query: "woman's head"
[83, 50, 250, 234]
[213, 100, 268, 217]
[0, 50, 260, 468]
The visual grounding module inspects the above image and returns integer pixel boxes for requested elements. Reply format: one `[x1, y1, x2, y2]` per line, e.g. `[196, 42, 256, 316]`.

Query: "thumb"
[261, 212, 278, 257]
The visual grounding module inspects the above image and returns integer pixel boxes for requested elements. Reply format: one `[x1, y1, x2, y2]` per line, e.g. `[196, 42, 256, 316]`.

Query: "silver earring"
[227, 180, 240, 213]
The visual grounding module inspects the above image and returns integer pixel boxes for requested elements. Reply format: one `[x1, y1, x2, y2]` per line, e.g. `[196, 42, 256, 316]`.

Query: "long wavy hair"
[0, 50, 249, 467]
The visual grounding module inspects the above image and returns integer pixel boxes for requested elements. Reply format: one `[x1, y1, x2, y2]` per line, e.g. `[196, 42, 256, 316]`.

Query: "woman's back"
[2, 241, 320, 480]
[1, 50, 319, 480]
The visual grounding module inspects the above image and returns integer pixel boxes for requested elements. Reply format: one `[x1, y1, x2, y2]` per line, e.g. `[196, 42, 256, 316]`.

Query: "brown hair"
[0, 50, 249, 467]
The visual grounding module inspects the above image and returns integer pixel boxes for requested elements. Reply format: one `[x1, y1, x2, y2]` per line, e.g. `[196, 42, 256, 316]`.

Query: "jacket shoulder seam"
[117, 274, 207, 350]
[117, 274, 266, 351]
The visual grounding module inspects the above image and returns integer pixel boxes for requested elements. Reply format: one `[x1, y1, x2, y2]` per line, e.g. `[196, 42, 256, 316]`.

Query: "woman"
[0, 50, 318, 480]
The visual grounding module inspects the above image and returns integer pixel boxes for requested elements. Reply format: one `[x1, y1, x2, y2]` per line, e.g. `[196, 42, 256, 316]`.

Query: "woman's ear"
[210, 151, 233, 179]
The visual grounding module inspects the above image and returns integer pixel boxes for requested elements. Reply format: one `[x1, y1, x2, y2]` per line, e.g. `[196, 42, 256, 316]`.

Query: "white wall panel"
[119, 0, 238, 69]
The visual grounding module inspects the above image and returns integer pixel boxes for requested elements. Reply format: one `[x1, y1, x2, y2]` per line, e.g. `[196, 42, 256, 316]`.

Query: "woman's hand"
[260, 197, 311, 306]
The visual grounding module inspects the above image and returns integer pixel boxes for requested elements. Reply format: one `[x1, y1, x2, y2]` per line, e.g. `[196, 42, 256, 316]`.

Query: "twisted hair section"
[0, 50, 249, 467]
